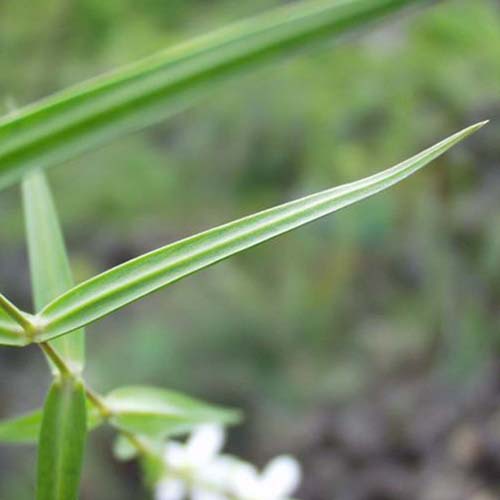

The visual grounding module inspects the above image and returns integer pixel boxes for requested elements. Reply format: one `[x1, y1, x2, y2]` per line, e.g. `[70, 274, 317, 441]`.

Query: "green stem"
[85, 386, 112, 419]
[39, 343, 271, 499]
[39, 342, 73, 377]
[38, 341, 158, 459]
[118, 427, 157, 458]
[38, 342, 260, 498]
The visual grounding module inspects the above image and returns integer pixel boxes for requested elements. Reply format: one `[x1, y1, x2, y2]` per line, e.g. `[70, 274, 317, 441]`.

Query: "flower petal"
[229, 461, 261, 497]
[199, 455, 235, 489]
[187, 424, 226, 465]
[164, 442, 188, 469]
[260, 455, 301, 498]
[155, 478, 186, 500]
[192, 488, 227, 500]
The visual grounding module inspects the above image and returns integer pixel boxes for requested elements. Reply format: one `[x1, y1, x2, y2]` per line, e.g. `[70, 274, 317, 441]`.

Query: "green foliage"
[0, 304, 25, 346]
[36, 376, 87, 500]
[0, 409, 43, 444]
[0, 0, 489, 498]
[106, 386, 240, 438]
[22, 170, 85, 372]
[0, 0, 424, 189]
[28, 122, 483, 343]
[0, 402, 120, 445]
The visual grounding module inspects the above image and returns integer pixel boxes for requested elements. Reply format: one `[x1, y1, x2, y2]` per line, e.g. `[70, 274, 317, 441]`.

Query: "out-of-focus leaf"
[105, 386, 240, 438]
[113, 434, 139, 461]
[0, 0, 427, 188]
[36, 377, 87, 500]
[22, 170, 85, 372]
[140, 453, 166, 488]
[0, 403, 103, 445]
[0, 409, 42, 443]
[113, 434, 164, 486]
[33, 122, 486, 341]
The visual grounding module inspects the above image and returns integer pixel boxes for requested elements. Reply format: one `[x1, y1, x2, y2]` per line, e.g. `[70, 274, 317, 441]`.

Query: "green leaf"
[34, 122, 486, 341]
[0, 292, 35, 346]
[0, 0, 427, 189]
[37, 376, 87, 500]
[105, 386, 240, 439]
[22, 170, 85, 372]
[140, 452, 166, 488]
[0, 404, 102, 445]
[0, 306, 26, 346]
[0, 409, 42, 443]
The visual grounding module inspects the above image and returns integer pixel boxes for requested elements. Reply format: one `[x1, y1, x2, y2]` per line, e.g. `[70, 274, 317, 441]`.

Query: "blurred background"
[1, 0, 499, 498]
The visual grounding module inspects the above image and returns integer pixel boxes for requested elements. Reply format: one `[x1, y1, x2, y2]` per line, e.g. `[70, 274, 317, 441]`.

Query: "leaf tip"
[469, 119, 489, 132]
[451, 119, 489, 144]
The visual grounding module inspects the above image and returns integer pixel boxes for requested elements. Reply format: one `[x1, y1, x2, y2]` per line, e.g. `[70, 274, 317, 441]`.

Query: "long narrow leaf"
[22, 170, 85, 372]
[34, 122, 485, 341]
[0, 0, 427, 188]
[36, 377, 87, 500]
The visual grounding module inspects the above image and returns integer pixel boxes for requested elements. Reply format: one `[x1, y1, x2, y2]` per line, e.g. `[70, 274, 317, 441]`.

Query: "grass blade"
[0, 0, 427, 188]
[36, 376, 87, 500]
[34, 122, 486, 341]
[22, 170, 85, 372]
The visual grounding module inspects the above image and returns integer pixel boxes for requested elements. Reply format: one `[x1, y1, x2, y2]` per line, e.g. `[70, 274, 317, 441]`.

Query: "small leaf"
[34, 122, 486, 341]
[0, 409, 42, 444]
[0, 0, 427, 188]
[36, 376, 87, 500]
[105, 386, 240, 439]
[22, 170, 85, 372]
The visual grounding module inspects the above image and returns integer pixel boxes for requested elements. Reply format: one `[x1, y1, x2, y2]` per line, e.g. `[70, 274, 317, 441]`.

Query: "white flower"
[229, 455, 301, 500]
[164, 424, 225, 471]
[155, 424, 226, 500]
[197, 455, 237, 491]
[155, 424, 302, 500]
[156, 478, 186, 500]
[191, 490, 226, 500]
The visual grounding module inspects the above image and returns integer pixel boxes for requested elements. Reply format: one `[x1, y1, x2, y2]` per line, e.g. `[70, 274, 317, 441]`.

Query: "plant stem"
[38, 340, 158, 459]
[85, 386, 112, 418]
[39, 342, 263, 498]
[118, 427, 157, 457]
[39, 342, 73, 377]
